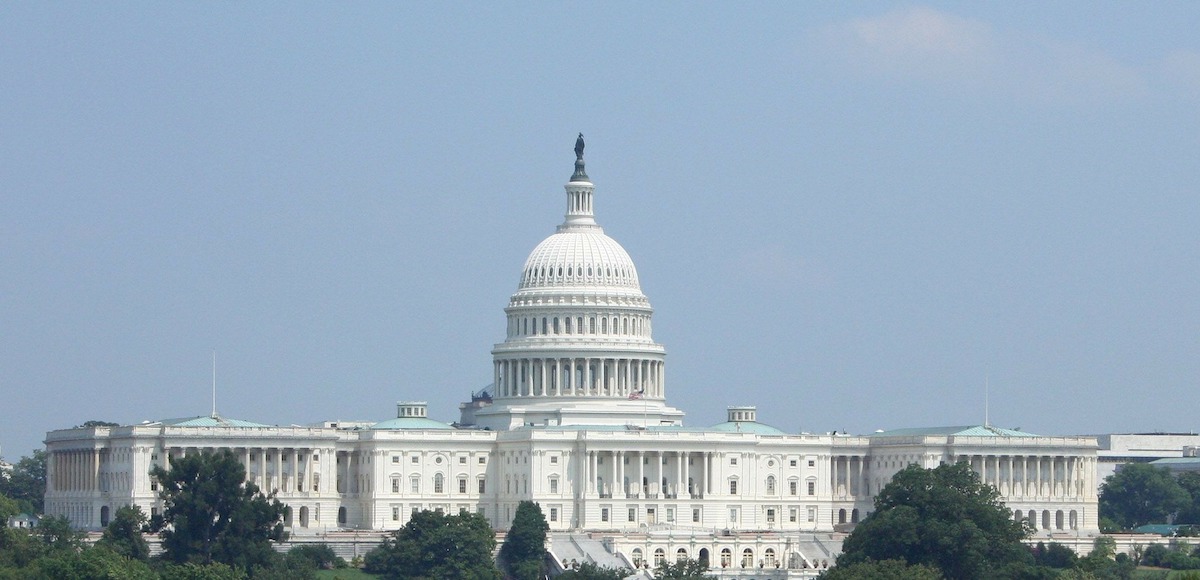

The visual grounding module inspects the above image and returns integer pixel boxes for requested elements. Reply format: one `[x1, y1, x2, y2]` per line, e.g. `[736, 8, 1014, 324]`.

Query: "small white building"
[44, 140, 1100, 573]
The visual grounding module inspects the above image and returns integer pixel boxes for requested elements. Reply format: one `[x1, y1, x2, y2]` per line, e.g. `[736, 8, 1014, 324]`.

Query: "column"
[637, 452, 645, 498]
[677, 451, 685, 498]
[702, 452, 709, 496]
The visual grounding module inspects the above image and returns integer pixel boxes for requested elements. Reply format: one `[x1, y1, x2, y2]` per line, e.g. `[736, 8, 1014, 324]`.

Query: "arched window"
[851, 508, 859, 523]
[589, 317, 596, 333]
[741, 548, 754, 568]
[1042, 510, 1051, 530]
[565, 317, 571, 334]
[631, 548, 643, 567]
[100, 506, 110, 527]
[720, 548, 732, 568]
[838, 509, 847, 524]
[764, 548, 776, 567]
[676, 548, 688, 562]
[1055, 510, 1064, 530]
[1069, 510, 1078, 530]
[653, 548, 665, 566]
[766, 475, 776, 495]
[337, 507, 347, 524]
[553, 318, 559, 334]
[542, 318, 548, 334]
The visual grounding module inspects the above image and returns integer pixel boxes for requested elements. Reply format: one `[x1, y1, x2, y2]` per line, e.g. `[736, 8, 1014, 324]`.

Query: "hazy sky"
[3, 3, 1198, 459]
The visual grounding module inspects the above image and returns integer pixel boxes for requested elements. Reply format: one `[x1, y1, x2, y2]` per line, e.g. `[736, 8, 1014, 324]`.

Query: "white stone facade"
[44, 142, 1100, 570]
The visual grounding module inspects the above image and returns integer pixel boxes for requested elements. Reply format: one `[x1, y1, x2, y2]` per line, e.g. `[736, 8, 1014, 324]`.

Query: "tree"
[77, 420, 120, 428]
[1177, 472, 1200, 525]
[836, 462, 1031, 579]
[96, 505, 150, 561]
[150, 450, 286, 572]
[819, 558, 943, 580]
[500, 500, 548, 580]
[556, 562, 631, 580]
[364, 509, 500, 580]
[654, 556, 709, 579]
[1099, 463, 1191, 529]
[0, 450, 47, 513]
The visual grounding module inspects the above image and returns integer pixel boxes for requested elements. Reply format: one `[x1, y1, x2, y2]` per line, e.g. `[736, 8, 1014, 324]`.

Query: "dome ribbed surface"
[519, 230, 641, 291]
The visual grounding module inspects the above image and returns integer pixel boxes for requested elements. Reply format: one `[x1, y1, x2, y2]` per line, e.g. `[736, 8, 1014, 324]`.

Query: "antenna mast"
[211, 351, 217, 418]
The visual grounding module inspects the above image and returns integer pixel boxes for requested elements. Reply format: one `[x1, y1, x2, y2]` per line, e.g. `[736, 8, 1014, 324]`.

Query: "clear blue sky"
[2, 3, 1198, 459]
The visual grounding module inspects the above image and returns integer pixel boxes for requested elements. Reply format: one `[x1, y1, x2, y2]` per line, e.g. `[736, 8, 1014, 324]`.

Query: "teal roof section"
[709, 421, 788, 436]
[1133, 524, 1187, 536]
[154, 415, 272, 428]
[371, 417, 455, 430]
[870, 425, 1040, 438]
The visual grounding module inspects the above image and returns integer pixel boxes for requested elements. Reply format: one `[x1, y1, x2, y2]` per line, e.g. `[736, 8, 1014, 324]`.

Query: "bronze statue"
[574, 133, 585, 160]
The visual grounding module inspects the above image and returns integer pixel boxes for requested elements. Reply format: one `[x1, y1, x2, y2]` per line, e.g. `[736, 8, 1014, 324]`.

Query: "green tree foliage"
[1100, 463, 1191, 529]
[1177, 472, 1200, 525]
[1032, 541, 1078, 569]
[500, 500, 548, 580]
[0, 450, 47, 513]
[156, 562, 248, 580]
[77, 420, 121, 428]
[150, 449, 286, 571]
[653, 557, 709, 579]
[97, 505, 151, 561]
[284, 544, 346, 570]
[556, 562, 632, 580]
[819, 558, 943, 580]
[836, 462, 1031, 579]
[364, 509, 500, 580]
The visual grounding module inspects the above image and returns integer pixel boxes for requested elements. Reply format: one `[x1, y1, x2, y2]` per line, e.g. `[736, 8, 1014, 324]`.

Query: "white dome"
[518, 230, 641, 291]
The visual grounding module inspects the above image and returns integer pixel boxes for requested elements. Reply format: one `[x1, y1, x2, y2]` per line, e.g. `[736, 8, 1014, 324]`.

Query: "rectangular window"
[478, 479, 486, 494]
[628, 507, 636, 522]
[392, 478, 400, 493]
[789, 459, 798, 467]
[392, 456, 399, 464]
[807, 507, 816, 522]
[549, 479, 559, 494]
[808, 460, 815, 467]
[411, 456, 419, 464]
[550, 456, 558, 464]
[550, 507, 558, 522]
[807, 481, 815, 496]
[789, 481, 798, 495]
[459, 478, 467, 494]
[729, 480, 738, 494]
[730, 457, 738, 466]
[692, 508, 701, 523]
[477, 507, 486, 518]
[411, 478, 419, 493]
[479, 457, 486, 464]
[789, 507, 798, 523]
[392, 507, 399, 521]
[601, 508, 609, 522]
[459, 456, 467, 464]
[766, 508, 776, 523]
[666, 508, 675, 523]
[729, 508, 738, 523]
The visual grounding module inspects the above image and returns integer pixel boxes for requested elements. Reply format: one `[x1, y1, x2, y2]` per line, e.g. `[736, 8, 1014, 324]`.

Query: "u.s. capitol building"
[45, 139, 1100, 572]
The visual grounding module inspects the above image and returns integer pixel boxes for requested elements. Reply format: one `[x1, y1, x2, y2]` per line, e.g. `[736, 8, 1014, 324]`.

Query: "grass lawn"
[315, 568, 379, 580]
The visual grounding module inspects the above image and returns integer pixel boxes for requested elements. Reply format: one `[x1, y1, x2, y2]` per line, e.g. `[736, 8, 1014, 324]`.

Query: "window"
[392, 507, 399, 521]
[549, 479, 559, 494]
[434, 474, 445, 494]
[150, 479, 158, 492]
[628, 507, 636, 522]
[692, 508, 701, 523]
[458, 477, 467, 494]
[720, 549, 731, 568]
[741, 548, 754, 568]
[313, 473, 320, 492]
[807, 481, 815, 496]
[676, 548, 688, 562]
[789, 507, 798, 523]
[729, 507, 738, 523]
[764, 548, 777, 567]
[730, 457, 738, 466]
[410, 477, 419, 493]
[478, 479, 486, 494]
[601, 508, 609, 522]
[392, 478, 400, 493]
[790, 459, 798, 467]
[807, 507, 816, 522]
[766, 475, 776, 494]
[549, 507, 558, 522]
[654, 548, 665, 566]
[392, 456, 400, 464]
[478, 457, 486, 464]
[808, 460, 815, 467]
[411, 456, 419, 464]
[767, 508, 776, 523]
[666, 507, 675, 522]
[729, 479, 738, 494]
[550, 456, 558, 464]
[632, 548, 643, 567]
[790, 481, 798, 495]
[477, 506, 486, 518]
[459, 456, 467, 464]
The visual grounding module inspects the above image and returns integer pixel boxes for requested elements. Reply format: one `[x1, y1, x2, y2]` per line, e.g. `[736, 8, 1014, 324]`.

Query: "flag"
[628, 389, 643, 400]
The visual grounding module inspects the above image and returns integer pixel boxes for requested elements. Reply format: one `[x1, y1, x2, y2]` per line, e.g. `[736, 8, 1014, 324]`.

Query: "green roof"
[154, 415, 272, 428]
[870, 425, 1040, 438]
[371, 417, 454, 430]
[709, 421, 788, 436]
